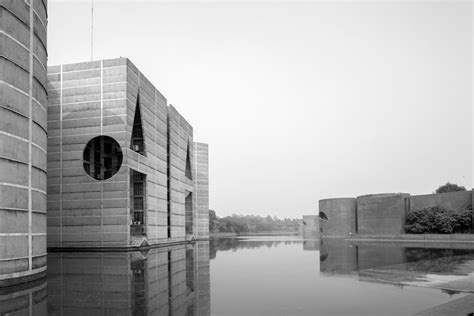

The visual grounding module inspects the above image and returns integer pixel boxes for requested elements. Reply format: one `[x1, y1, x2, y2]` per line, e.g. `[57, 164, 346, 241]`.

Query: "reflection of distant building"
[0, 279, 47, 315]
[303, 240, 320, 251]
[356, 243, 406, 271]
[47, 241, 210, 315]
[319, 239, 411, 277]
[319, 238, 358, 276]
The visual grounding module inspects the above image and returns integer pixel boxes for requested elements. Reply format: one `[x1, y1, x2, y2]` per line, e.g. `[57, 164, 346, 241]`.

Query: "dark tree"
[435, 182, 467, 194]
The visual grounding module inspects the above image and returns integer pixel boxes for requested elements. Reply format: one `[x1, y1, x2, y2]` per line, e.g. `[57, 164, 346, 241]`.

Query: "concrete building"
[194, 142, 210, 239]
[46, 58, 209, 249]
[0, 0, 48, 286]
[319, 198, 356, 236]
[302, 215, 319, 237]
[356, 193, 410, 235]
[319, 190, 472, 236]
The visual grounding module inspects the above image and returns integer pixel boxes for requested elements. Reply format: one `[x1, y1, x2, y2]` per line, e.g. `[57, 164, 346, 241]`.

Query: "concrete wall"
[126, 60, 169, 245]
[410, 190, 472, 211]
[168, 105, 194, 240]
[47, 242, 210, 315]
[0, 0, 48, 286]
[47, 58, 203, 248]
[194, 142, 209, 239]
[319, 198, 356, 236]
[357, 193, 410, 235]
[302, 215, 319, 237]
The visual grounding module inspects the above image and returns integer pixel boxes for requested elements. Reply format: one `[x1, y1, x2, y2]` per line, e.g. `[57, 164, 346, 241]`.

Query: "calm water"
[2, 236, 474, 315]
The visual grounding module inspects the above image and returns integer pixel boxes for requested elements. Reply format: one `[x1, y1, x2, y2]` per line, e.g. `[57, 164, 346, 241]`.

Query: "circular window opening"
[83, 136, 123, 180]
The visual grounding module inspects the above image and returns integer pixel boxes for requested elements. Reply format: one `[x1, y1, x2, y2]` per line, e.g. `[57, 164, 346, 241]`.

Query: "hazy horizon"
[48, 1, 473, 218]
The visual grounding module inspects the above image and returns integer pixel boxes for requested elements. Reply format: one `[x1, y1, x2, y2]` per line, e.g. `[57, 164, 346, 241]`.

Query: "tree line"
[209, 210, 299, 234]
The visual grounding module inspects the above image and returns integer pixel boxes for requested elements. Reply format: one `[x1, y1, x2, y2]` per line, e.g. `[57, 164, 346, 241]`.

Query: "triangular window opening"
[131, 95, 145, 155]
[185, 142, 192, 180]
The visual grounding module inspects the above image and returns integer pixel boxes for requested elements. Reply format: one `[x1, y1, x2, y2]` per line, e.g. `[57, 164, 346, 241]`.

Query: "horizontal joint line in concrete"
[47, 114, 126, 123]
[0, 256, 29, 262]
[47, 130, 124, 139]
[0, 132, 47, 154]
[0, 233, 46, 237]
[0, 183, 46, 195]
[0, 106, 47, 135]
[0, 266, 47, 281]
[0, 207, 45, 213]
[0, 81, 46, 112]
[48, 64, 127, 76]
[47, 81, 128, 92]
[32, 9, 47, 34]
[0, 56, 48, 94]
[4, 2, 48, 53]
[0, 156, 46, 173]
[48, 97, 127, 107]
[60, 197, 127, 202]
[0, 27, 46, 68]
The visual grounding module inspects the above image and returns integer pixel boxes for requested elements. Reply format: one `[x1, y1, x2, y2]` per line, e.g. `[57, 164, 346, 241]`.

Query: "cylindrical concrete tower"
[0, 0, 48, 286]
[319, 198, 357, 236]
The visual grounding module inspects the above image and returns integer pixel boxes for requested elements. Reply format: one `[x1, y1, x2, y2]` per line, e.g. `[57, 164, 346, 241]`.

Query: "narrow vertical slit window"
[131, 95, 146, 155]
[185, 142, 192, 180]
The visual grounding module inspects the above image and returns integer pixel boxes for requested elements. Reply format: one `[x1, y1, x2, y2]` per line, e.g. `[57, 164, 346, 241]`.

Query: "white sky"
[48, 1, 473, 218]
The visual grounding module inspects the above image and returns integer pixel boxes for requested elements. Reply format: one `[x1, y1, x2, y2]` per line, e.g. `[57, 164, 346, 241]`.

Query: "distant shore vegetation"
[209, 210, 299, 234]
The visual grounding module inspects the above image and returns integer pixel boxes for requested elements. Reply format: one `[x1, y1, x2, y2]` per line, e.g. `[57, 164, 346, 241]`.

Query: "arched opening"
[319, 212, 328, 220]
[83, 135, 123, 180]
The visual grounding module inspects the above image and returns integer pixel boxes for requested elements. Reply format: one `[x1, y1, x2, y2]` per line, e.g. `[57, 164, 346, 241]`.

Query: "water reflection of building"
[0, 279, 47, 315]
[319, 238, 358, 276]
[319, 239, 414, 276]
[47, 241, 210, 315]
[303, 240, 320, 251]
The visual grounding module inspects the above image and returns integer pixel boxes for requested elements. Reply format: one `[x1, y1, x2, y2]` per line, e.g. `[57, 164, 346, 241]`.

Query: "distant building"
[0, 0, 48, 286]
[319, 190, 473, 236]
[301, 215, 319, 237]
[46, 58, 209, 249]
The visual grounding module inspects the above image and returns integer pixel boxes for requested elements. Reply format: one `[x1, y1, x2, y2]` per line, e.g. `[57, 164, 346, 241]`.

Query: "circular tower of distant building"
[319, 198, 357, 236]
[0, 0, 48, 286]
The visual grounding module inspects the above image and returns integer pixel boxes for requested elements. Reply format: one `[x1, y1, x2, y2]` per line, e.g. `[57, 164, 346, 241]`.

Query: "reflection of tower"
[196, 241, 211, 316]
[356, 243, 407, 271]
[319, 238, 358, 276]
[0, 279, 47, 315]
[47, 242, 211, 315]
[303, 240, 321, 273]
